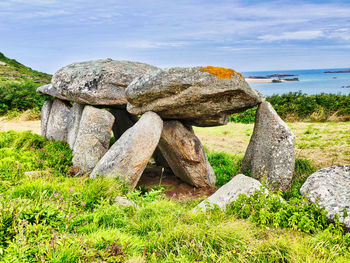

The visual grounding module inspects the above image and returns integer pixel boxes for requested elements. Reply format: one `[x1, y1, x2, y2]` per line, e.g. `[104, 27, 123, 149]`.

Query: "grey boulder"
[41, 100, 52, 138]
[126, 67, 263, 126]
[158, 120, 216, 188]
[242, 100, 295, 191]
[46, 99, 71, 142]
[50, 59, 158, 105]
[72, 106, 114, 173]
[67, 103, 85, 149]
[196, 174, 265, 212]
[300, 165, 350, 229]
[91, 111, 163, 189]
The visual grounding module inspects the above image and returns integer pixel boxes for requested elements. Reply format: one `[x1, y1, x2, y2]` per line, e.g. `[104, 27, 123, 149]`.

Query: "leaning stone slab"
[300, 165, 350, 229]
[67, 103, 85, 149]
[91, 111, 163, 189]
[41, 100, 52, 138]
[48, 59, 158, 105]
[72, 106, 114, 174]
[158, 120, 216, 188]
[196, 174, 265, 212]
[242, 100, 295, 191]
[126, 66, 263, 126]
[46, 99, 71, 142]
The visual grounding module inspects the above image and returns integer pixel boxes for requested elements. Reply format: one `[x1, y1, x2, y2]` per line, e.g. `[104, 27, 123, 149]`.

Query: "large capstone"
[300, 165, 350, 229]
[72, 106, 114, 174]
[67, 103, 85, 149]
[126, 66, 263, 126]
[44, 59, 158, 106]
[242, 100, 295, 190]
[90, 111, 163, 189]
[158, 120, 216, 188]
[46, 99, 71, 142]
[41, 100, 52, 138]
[37, 84, 70, 101]
[196, 174, 265, 212]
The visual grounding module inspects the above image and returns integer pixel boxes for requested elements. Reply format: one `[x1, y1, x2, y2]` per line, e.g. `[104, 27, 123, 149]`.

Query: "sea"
[242, 68, 350, 96]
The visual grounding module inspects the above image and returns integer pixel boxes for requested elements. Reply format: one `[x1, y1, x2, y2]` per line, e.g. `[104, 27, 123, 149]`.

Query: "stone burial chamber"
[38, 59, 296, 190]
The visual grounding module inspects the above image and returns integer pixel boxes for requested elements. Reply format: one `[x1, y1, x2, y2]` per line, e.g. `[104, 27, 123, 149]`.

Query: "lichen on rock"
[202, 66, 243, 79]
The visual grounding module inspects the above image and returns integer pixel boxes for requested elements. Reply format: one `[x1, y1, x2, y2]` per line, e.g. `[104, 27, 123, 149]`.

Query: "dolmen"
[38, 60, 295, 190]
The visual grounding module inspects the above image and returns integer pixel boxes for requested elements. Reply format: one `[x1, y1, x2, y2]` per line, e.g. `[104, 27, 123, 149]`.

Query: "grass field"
[0, 129, 349, 262]
[0, 120, 349, 262]
[195, 121, 350, 168]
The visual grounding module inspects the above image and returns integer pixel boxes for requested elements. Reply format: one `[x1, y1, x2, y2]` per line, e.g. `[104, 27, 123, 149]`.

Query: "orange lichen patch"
[202, 66, 243, 79]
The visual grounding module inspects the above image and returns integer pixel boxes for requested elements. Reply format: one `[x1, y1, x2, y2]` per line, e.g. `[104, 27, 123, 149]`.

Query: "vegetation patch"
[231, 92, 350, 123]
[0, 131, 349, 262]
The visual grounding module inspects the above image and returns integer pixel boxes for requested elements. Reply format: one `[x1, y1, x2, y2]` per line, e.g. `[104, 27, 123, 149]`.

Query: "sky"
[0, 0, 350, 74]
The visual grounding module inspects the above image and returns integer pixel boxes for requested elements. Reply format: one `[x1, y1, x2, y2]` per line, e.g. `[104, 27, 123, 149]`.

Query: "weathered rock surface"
[300, 166, 350, 229]
[126, 67, 263, 126]
[196, 174, 264, 211]
[158, 120, 216, 188]
[67, 103, 85, 149]
[46, 99, 71, 142]
[37, 84, 70, 101]
[49, 59, 158, 105]
[242, 100, 295, 190]
[72, 106, 114, 173]
[91, 112, 163, 188]
[41, 100, 52, 138]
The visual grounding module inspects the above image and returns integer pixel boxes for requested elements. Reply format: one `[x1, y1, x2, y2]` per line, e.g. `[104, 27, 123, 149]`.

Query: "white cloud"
[110, 40, 189, 49]
[259, 30, 325, 42]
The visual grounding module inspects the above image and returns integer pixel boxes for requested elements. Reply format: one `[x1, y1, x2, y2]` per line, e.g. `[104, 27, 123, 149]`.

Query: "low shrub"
[230, 92, 350, 123]
[0, 80, 49, 115]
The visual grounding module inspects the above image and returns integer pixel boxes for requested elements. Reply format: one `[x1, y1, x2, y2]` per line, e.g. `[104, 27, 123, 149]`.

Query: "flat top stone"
[126, 66, 263, 126]
[300, 165, 350, 228]
[47, 59, 158, 105]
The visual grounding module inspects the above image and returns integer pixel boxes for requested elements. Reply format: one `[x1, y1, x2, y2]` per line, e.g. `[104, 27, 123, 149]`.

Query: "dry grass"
[1, 118, 349, 168]
[194, 122, 350, 168]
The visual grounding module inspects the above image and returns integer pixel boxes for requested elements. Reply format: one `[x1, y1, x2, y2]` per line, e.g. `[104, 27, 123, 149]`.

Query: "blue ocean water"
[242, 68, 350, 96]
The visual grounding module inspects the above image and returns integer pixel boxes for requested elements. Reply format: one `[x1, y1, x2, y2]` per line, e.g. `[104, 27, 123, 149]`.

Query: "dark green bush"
[207, 151, 242, 186]
[230, 92, 350, 123]
[0, 80, 49, 114]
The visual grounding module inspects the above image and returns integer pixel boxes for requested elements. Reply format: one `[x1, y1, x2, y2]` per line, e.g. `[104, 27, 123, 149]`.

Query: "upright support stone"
[91, 112, 163, 189]
[46, 99, 71, 142]
[67, 103, 85, 149]
[110, 109, 169, 168]
[41, 100, 53, 138]
[158, 121, 216, 188]
[72, 106, 114, 174]
[242, 100, 295, 191]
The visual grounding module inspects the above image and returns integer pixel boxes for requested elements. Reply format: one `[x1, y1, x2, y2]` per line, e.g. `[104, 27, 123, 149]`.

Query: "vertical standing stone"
[46, 99, 71, 142]
[67, 103, 85, 149]
[72, 106, 114, 174]
[41, 100, 53, 138]
[242, 100, 295, 191]
[91, 112, 163, 189]
[158, 121, 216, 188]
